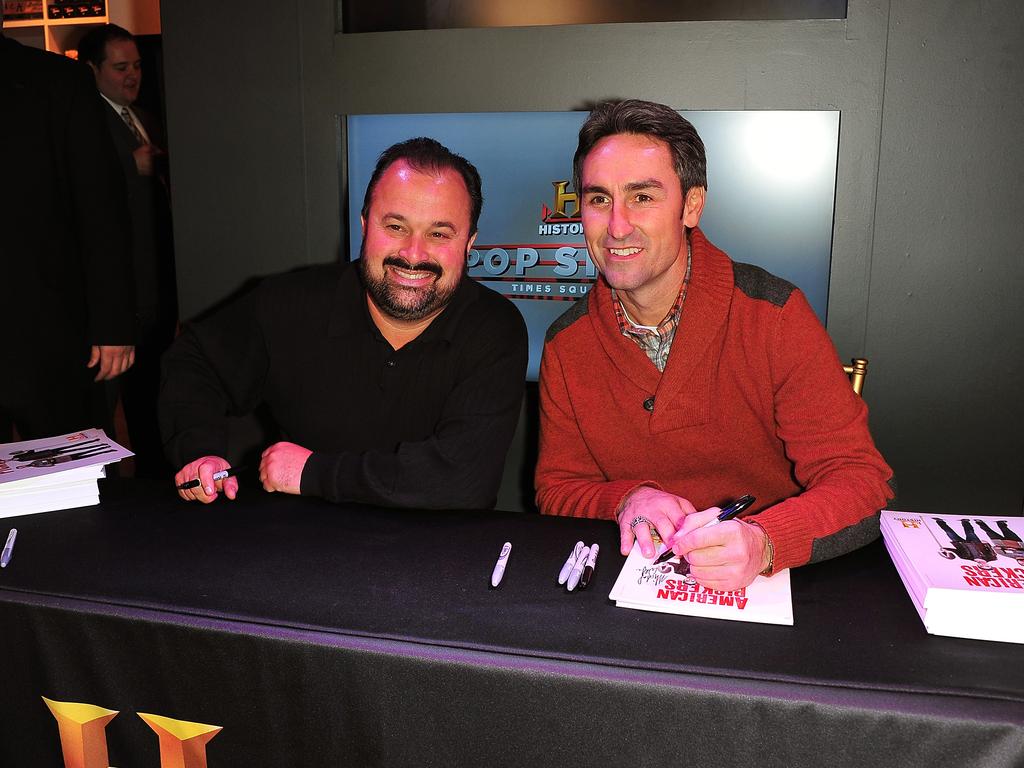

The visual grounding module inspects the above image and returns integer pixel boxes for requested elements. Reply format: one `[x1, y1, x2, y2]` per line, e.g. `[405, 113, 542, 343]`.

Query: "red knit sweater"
[536, 229, 894, 573]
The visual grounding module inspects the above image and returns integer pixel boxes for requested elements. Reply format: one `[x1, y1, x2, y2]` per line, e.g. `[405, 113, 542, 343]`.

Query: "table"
[1, 480, 1022, 767]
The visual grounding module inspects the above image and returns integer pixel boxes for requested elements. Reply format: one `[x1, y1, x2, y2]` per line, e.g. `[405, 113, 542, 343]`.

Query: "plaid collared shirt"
[612, 243, 692, 372]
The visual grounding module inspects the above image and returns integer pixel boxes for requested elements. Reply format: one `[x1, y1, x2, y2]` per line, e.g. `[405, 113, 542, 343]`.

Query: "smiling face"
[91, 38, 141, 106]
[359, 159, 476, 325]
[580, 133, 704, 324]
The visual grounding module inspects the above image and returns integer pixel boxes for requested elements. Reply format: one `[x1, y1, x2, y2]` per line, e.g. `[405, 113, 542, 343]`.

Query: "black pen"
[578, 543, 599, 589]
[176, 467, 244, 491]
[653, 495, 756, 564]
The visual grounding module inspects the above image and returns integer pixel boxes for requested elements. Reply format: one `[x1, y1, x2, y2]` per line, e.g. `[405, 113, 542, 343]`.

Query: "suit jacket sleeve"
[68, 63, 136, 344]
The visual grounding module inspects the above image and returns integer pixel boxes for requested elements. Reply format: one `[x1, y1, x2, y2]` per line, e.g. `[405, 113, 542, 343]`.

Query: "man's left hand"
[259, 442, 312, 495]
[671, 509, 772, 591]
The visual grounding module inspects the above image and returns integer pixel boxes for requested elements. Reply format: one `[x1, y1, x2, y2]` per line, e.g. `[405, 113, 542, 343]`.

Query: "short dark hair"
[78, 24, 135, 68]
[573, 99, 707, 200]
[360, 137, 483, 236]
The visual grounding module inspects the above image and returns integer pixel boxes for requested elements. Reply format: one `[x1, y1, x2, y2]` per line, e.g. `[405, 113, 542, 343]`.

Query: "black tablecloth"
[1, 480, 1022, 767]
[4, 479, 1023, 704]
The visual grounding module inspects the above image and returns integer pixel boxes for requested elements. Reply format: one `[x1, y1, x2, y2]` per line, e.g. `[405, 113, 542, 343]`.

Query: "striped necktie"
[120, 107, 145, 145]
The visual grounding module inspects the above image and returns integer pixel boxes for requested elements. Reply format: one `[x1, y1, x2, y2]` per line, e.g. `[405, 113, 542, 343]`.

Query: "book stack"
[609, 540, 793, 626]
[881, 510, 1024, 644]
[0, 429, 132, 518]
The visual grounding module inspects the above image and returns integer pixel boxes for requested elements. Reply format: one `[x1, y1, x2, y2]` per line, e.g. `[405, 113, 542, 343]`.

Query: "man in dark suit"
[80, 24, 178, 477]
[0, 16, 136, 442]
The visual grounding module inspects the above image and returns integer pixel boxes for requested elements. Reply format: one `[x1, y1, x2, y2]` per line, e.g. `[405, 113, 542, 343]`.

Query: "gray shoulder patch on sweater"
[545, 294, 591, 343]
[733, 262, 796, 307]
[808, 514, 881, 565]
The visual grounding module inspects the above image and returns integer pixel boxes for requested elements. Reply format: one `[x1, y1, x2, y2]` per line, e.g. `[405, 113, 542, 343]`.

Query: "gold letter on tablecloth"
[42, 697, 119, 768]
[43, 696, 223, 768]
[138, 711, 223, 768]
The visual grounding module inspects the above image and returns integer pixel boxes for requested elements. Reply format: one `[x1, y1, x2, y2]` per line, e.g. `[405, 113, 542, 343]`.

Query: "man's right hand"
[616, 486, 697, 558]
[133, 143, 161, 176]
[87, 345, 135, 381]
[175, 456, 238, 503]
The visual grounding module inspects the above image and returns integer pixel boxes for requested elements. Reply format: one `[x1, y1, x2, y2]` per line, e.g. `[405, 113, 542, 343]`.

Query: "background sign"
[347, 111, 839, 379]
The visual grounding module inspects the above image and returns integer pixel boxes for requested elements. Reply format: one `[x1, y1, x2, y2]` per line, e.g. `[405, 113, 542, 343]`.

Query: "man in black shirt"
[161, 138, 528, 508]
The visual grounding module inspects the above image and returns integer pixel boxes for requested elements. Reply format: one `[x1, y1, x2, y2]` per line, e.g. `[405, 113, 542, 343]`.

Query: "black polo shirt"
[160, 261, 528, 508]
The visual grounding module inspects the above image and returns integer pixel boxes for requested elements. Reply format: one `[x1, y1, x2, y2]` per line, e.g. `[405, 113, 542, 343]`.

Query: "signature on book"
[635, 565, 670, 587]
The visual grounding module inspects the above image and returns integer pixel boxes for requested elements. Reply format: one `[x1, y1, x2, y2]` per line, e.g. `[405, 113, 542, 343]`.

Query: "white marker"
[176, 467, 243, 491]
[1, 528, 17, 568]
[491, 542, 512, 588]
[579, 544, 600, 589]
[566, 545, 591, 592]
[558, 541, 586, 584]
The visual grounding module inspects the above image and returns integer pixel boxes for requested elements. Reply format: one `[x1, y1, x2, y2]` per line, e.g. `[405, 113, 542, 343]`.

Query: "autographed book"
[609, 541, 793, 626]
[0, 429, 132, 518]
[880, 510, 1024, 644]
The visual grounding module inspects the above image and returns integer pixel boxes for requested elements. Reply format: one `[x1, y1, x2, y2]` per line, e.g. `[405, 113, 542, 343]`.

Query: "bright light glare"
[743, 113, 835, 185]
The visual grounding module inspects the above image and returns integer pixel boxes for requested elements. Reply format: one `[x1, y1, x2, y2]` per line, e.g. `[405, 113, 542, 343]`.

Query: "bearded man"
[161, 138, 528, 508]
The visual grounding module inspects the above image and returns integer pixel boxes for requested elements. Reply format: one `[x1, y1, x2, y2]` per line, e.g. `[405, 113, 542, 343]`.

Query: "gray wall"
[867, 2, 1023, 513]
[161, 0, 1023, 514]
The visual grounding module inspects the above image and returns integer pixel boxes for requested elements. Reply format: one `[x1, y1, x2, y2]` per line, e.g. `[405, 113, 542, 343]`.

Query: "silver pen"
[1, 528, 17, 568]
[490, 542, 512, 588]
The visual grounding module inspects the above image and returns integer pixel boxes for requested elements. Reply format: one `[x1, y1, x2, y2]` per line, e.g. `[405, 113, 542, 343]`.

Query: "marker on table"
[578, 544, 600, 590]
[1, 528, 17, 568]
[566, 545, 591, 592]
[176, 466, 244, 491]
[558, 541, 586, 585]
[653, 495, 756, 565]
[491, 542, 512, 588]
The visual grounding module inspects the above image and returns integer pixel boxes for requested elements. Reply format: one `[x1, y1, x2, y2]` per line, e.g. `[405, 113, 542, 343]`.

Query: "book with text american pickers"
[0, 429, 132, 518]
[880, 510, 1024, 644]
[609, 540, 793, 626]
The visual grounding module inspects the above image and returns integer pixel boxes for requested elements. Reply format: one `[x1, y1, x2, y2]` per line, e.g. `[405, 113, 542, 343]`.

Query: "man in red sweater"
[536, 99, 894, 590]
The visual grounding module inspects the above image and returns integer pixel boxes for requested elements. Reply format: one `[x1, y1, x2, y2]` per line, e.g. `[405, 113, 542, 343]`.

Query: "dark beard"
[358, 249, 461, 322]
